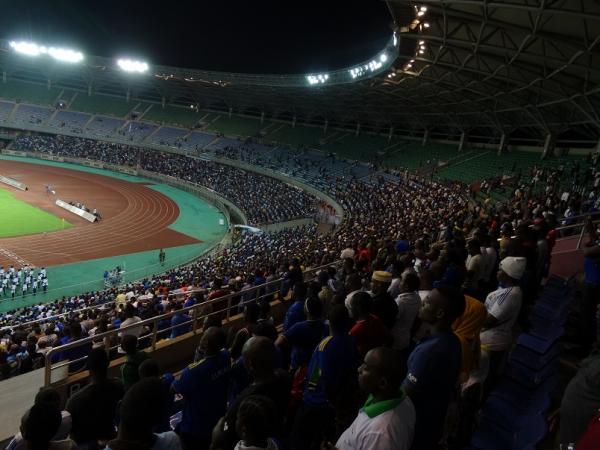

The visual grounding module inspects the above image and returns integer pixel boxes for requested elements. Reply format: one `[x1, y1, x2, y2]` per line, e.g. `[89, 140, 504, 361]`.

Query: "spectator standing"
[391, 272, 421, 353]
[120, 334, 150, 390]
[66, 348, 125, 446]
[333, 347, 415, 450]
[479, 256, 526, 395]
[369, 271, 398, 330]
[402, 284, 465, 450]
[119, 304, 143, 338]
[292, 305, 359, 450]
[172, 327, 231, 450]
[349, 292, 389, 358]
[213, 337, 291, 450]
[105, 378, 183, 450]
[283, 282, 308, 332]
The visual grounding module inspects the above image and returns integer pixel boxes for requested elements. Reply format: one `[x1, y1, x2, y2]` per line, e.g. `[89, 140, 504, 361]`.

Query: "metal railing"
[552, 210, 600, 249]
[42, 261, 340, 386]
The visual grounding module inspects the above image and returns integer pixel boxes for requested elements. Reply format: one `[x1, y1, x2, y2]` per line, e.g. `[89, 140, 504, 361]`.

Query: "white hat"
[499, 256, 526, 280]
[340, 248, 355, 259]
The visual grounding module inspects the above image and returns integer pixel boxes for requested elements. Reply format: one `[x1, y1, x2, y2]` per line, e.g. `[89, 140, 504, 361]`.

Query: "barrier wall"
[0, 174, 27, 191]
[55, 199, 97, 222]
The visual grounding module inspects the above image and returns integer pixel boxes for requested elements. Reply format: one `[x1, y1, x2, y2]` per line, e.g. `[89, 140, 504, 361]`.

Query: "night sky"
[0, 0, 392, 74]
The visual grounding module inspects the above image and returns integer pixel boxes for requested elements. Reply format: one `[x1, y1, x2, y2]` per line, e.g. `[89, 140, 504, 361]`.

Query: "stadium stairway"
[468, 275, 573, 450]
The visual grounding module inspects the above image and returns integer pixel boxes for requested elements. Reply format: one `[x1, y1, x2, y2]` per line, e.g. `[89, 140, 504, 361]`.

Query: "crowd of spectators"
[7, 211, 573, 449]
[3, 131, 600, 448]
[14, 134, 317, 225]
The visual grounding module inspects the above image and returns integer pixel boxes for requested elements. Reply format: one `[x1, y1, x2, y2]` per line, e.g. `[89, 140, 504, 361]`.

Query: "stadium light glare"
[9, 41, 84, 63]
[420, 6, 427, 12]
[380, 53, 388, 62]
[47, 47, 84, 63]
[9, 41, 41, 56]
[306, 73, 329, 85]
[424, 22, 430, 28]
[117, 58, 149, 73]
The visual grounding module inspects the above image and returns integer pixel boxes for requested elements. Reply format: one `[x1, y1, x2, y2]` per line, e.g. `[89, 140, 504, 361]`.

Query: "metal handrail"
[43, 261, 340, 386]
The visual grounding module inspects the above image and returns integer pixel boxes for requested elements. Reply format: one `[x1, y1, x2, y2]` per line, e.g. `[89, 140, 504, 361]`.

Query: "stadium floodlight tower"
[9, 40, 84, 63]
[117, 58, 149, 73]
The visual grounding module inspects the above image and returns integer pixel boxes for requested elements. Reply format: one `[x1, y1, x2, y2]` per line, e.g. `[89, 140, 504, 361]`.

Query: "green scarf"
[362, 391, 405, 418]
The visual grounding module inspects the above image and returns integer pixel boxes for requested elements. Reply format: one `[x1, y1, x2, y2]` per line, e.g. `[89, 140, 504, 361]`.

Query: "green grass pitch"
[0, 187, 73, 238]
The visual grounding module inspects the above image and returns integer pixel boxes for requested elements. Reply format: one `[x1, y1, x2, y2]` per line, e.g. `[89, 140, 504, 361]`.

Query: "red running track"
[0, 160, 200, 268]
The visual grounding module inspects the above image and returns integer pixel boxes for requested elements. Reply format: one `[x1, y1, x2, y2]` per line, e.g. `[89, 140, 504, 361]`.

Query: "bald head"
[242, 336, 277, 377]
[198, 326, 226, 357]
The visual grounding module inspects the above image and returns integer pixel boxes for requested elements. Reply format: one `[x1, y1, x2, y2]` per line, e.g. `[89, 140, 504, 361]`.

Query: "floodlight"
[417, 11, 425, 17]
[419, 49, 425, 54]
[420, 6, 427, 12]
[117, 58, 149, 73]
[47, 47, 83, 63]
[419, 40, 425, 45]
[9, 41, 42, 56]
[9, 41, 83, 63]
[424, 23, 430, 28]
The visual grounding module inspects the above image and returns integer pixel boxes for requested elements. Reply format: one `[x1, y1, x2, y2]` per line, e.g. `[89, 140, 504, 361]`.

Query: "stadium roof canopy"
[0, 0, 598, 144]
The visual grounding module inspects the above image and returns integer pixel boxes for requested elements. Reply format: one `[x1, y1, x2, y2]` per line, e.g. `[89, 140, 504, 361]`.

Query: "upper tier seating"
[70, 93, 134, 118]
[0, 101, 16, 123]
[142, 105, 200, 128]
[206, 115, 264, 137]
[49, 110, 91, 133]
[85, 116, 126, 137]
[265, 123, 326, 147]
[117, 121, 158, 142]
[11, 104, 53, 126]
[0, 80, 61, 106]
[148, 127, 189, 147]
[180, 131, 217, 151]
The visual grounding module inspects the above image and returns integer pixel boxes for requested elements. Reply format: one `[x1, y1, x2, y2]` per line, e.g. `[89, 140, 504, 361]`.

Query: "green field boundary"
[0, 187, 73, 238]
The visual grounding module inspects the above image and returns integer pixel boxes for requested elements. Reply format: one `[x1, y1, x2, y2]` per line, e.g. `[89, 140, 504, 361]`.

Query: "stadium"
[0, 1, 598, 449]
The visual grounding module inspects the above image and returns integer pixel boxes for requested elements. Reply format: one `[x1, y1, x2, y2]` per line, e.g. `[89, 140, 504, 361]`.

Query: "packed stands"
[13, 134, 319, 225]
[0, 127, 598, 450]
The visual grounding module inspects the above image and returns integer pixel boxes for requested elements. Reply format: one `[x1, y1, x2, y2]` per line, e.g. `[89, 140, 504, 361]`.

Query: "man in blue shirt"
[169, 303, 191, 339]
[402, 284, 465, 450]
[291, 304, 359, 450]
[276, 296, 329, 370]
[172, 327, 230, 450]
[283, 282, 307, 332]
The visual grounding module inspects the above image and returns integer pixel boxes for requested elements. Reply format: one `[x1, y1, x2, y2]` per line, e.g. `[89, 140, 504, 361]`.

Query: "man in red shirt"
[349, 292, 390, 357]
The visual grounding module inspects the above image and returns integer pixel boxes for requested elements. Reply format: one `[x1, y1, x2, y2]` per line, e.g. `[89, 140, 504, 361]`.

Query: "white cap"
[340, 248, 355, 260]
[499, 256, 527, 280]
